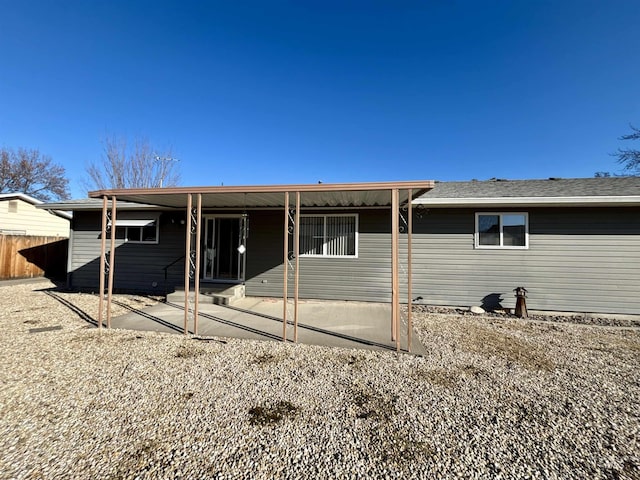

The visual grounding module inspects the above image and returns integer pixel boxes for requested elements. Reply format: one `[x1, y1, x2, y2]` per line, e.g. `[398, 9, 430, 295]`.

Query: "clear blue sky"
[1, 1, 638, 198]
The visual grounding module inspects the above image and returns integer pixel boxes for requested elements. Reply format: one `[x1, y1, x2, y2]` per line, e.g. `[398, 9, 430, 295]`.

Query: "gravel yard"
[1, 281, 638, 479]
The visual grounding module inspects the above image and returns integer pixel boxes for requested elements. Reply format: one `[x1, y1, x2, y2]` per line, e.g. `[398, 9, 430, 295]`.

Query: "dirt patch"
[248, 400, 299, 426]
[174, 343, 206, 359]
[413, 368, 458, 389]
[458, 323, 555, 371]
[250, 352, 283, 365]
[583, 332, 640, 361]
[351, 386, 397, 421]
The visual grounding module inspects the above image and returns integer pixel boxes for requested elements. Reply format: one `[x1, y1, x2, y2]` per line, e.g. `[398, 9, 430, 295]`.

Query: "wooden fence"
[0, 234, 68, 280]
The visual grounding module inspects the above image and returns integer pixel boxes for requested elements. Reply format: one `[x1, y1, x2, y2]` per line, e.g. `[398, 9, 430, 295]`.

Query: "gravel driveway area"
[1, 281, 638, 479]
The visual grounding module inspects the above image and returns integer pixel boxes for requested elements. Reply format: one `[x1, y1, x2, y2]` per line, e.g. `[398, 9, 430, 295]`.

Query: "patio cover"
[89, 180, 435, 353]
[88, 180, 434, 208]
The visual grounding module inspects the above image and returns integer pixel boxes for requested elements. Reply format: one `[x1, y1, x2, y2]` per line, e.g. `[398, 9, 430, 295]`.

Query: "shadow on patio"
[109, 297, 426, 354]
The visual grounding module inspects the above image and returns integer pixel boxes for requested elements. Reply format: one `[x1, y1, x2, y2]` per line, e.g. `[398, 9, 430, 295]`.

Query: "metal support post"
[391, 188, 400, 351]
[283, 192, 289, 341]
[407, 189, 413, 352]
[183, 194, 192, 334]
[106, 196, 117, 328]
[294, 191, 300, 343]
[98, 196, 107, 329]
[193, 194, 202, 334]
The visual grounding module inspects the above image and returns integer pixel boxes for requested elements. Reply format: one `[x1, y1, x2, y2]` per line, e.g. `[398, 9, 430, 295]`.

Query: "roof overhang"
[36, 200, 166, 211]
[1, 193, 73, 220]
[88, 181, 435, 209]
[413, 196, 640, 208]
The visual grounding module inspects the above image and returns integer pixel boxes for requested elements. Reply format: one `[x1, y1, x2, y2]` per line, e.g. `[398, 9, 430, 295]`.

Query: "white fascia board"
[35, 202, 165, 211]
[0, 193, 42, 205]
[412, 196, 640, 207]
[49, 209, 72, 220]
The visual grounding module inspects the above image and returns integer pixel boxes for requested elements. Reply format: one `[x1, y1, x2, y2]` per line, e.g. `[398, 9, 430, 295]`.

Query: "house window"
[475, 213, 528, 248]
[299, 214, 357, 257]
[8, 201, 18, 213]
[108, 217, 159, 244]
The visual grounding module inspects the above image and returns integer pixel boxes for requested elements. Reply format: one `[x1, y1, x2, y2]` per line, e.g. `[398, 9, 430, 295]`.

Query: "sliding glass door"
[202, 216, 246, 282]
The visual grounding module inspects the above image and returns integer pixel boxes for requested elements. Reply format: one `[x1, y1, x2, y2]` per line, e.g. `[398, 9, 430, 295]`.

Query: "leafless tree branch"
[0, 147, 70, 201]
[84, 134, 181, 191]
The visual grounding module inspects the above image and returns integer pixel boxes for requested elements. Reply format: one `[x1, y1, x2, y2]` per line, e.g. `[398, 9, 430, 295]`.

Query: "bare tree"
[85, 135, 180, 190]
[0, 147, 70, 201]
[612, 124, 640, 175]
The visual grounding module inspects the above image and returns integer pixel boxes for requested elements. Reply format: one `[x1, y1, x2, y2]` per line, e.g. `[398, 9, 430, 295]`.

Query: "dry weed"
[458, 322, 555, 371]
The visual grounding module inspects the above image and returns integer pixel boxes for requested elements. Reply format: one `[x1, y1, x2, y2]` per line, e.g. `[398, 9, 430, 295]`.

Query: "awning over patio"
[88, 180, 434, 208]
[89, 180, 435, 353]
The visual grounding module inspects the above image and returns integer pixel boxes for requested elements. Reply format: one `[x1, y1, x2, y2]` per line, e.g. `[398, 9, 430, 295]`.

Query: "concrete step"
[166, 284, 245, 306]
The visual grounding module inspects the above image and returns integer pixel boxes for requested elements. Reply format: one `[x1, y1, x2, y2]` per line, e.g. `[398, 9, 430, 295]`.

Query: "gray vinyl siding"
[69, 211, 185, 294]
[245, 210, 392, 302]
[70, 209, 393, 302]
[407, 207, 640, 315]
[68, 206, 640, 315]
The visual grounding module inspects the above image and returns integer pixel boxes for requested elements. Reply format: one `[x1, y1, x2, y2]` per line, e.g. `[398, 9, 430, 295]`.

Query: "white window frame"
[109, 216, 159, 245]
[475, 212, 528, 249]
[299, 214, 359, 258]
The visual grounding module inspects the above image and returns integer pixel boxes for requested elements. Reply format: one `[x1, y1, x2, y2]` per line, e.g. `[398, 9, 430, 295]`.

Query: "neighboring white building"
[0, 193, 70, 237]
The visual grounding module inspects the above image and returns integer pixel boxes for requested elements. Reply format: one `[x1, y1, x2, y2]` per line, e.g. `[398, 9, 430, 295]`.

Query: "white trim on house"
[413, 196, 640, 207]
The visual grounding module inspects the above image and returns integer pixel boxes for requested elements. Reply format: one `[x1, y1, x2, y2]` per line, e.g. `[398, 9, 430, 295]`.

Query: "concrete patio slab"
[110, 297, 426, 354]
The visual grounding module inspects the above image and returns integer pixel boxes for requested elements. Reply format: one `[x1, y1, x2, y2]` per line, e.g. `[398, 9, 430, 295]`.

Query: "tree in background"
[85, 135, 180, 190]
[0, 147, 70, 201]
[612, 124, 640, 175]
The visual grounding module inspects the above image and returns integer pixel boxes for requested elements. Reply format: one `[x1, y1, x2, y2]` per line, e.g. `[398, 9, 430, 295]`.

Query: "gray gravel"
[0, 281, 638, 479]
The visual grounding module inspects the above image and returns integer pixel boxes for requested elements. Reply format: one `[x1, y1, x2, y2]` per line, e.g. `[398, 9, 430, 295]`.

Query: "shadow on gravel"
[40, 285, 418, 352]
[43, 289, 183, 334]
[44, 290, 97, 327]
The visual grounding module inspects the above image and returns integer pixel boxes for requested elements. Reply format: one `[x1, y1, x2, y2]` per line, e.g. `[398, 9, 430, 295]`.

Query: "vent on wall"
[8, 201, 18, 213]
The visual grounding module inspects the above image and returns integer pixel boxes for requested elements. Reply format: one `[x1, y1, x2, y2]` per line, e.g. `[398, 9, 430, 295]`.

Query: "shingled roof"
[414, 177, 640, 207]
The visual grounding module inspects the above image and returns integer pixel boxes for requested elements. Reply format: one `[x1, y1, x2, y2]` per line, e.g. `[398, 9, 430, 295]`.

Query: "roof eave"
[413, 196, 640, 207]
[35, 202, 169, 211]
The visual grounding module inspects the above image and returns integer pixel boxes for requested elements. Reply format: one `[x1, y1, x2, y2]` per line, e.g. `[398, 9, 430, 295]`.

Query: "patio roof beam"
[89, 180, 434, 197]
[87, 181, 435, 210]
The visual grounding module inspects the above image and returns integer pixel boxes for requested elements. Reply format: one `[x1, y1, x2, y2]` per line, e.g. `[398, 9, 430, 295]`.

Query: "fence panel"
[0, 235, 68, 280]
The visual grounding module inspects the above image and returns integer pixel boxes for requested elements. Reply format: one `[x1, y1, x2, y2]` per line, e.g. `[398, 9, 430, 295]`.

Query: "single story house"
[40, 177, 640, 317]
[0, 193, 70, 237]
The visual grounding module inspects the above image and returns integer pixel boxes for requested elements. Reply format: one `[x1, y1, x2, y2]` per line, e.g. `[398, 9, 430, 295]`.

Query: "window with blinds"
[299, 214, 358, 257]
